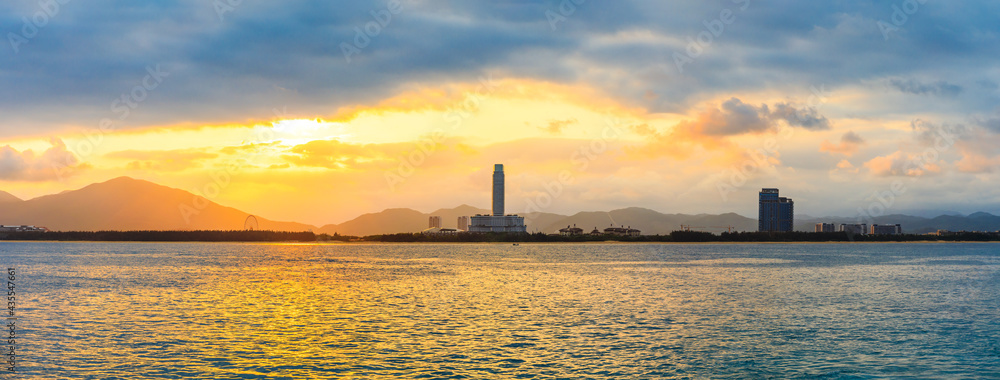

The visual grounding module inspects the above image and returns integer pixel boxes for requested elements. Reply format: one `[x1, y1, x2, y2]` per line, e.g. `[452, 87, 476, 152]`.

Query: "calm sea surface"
[2, 242, 999, 378]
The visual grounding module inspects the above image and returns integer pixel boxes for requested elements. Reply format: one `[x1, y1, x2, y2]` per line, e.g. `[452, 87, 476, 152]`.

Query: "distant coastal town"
[1, 163, 998, 242]
[416, 164, 974, 239]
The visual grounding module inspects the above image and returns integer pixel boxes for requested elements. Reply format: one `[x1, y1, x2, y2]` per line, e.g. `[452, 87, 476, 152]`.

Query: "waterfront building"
[559, 224, 584, 236]
[815, 223, 836, 233]
[839, 223, 867, 235]
[603, 225, 641, 237]
[468, 164, 527, 233]
[759, 188, 794, 232]
[870, 224, 902, 235]
[421, 227, 460, 235]
[0, 225, 48, 232]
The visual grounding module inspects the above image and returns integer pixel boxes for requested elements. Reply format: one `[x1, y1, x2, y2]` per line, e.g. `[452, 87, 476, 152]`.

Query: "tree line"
[0, 230, 317, 242]
[362, 231, 1000, 243]
[2, 230, 997, 243]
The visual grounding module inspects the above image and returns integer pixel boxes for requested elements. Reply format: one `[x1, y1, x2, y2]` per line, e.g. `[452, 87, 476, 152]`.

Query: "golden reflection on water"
[10, 242, 1000, 378]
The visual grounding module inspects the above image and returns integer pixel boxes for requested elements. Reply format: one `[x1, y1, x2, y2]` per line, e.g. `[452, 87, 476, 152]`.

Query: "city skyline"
[2, 2, 1000, 226]
[3, 3, 998, 378]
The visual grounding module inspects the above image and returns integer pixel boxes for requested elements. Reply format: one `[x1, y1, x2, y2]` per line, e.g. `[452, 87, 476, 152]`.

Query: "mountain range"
[0, 177, 312, 231]
[2, 176, 999, 235]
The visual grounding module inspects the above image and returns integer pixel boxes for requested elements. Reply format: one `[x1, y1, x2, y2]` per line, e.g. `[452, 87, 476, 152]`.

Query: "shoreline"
[2, 240, 997, 244]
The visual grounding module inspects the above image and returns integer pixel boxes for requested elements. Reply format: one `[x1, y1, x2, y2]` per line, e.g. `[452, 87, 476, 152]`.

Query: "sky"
[2, 0, 1000, 226]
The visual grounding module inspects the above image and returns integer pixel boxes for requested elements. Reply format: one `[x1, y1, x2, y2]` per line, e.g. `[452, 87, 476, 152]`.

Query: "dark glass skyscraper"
[759, 188, 794, 232]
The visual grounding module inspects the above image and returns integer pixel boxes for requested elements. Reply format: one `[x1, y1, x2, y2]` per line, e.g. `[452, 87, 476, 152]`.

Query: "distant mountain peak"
[0, 190, 22, 203]
[98, 176, 159, 187]
[968, 211, 996, 218]
[0, 176, 313, 232]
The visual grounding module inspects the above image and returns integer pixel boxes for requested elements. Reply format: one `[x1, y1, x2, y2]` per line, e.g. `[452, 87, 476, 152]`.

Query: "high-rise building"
[758, 188, 794, 232]
[428, 216, 442, 229]
[815, 223, 836, 233]
[492, 164, 504, 216]
[469, 163, 527, 233]
[457, 216, 470, 231]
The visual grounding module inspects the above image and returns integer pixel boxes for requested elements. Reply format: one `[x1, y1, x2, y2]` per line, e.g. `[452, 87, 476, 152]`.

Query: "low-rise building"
[603, 225, 641, 237]
[468, 214, 527, 233]
[558, 224, 584, 236]
[815, 223, 836, 233]
[428, 216, 442, 229]
[870, 224, 902, 235]
[839, 223, 867, 235]
[0, 225, 48, 232]
[421, 227, 460, 235]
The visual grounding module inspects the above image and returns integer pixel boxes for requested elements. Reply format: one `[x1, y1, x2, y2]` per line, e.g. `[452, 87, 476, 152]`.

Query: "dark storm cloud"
[1, 0, 999, 136]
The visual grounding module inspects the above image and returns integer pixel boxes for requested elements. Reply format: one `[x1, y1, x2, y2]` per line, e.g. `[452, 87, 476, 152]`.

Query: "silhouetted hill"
[429, 205, 492, 228]
[523, 212, 571, 233]
[323, 206, 760, 236]
[0, 177, 314, 231]
[318, 208, 427, 236]
[318, 205, 571, 235]
[0, 190, 21, 203]
[539, 208, 757, 235]
[9, 177, 998, 236]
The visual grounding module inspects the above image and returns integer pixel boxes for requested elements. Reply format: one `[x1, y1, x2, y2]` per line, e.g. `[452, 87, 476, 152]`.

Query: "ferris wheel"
[244, 215, 259, 231]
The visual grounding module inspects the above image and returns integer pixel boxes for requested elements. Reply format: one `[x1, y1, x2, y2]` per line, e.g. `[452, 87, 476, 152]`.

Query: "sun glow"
[269, 119, 349, 146]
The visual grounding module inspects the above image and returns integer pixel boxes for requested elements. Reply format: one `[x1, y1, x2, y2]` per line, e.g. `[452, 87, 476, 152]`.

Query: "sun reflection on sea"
[8, 242, 1000, 378]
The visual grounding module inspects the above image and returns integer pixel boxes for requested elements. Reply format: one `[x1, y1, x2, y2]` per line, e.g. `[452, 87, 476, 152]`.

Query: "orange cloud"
[863, 151, 940, 177]
[281, 139, 391, 169]
[218, 141, 282, 155]
[626, 98, 785, 165]
[327, 78, 651, 126]
[539, 118, 578, 134]
[0, 138, 84, 181]
[955, 150, 1000, 173]
[836, 159, 858, 171]
[820, 131, 865, 156]
[107, 149, 218, 172]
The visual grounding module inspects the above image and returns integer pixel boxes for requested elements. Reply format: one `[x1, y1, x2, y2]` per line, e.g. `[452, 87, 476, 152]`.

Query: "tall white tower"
[492, 164, 504, 216]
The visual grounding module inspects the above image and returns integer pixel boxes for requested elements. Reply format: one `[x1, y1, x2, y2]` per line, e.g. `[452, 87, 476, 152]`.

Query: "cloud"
[696, 98, 772, 136]
[4, 1, 999, 138]
[629, 97, 832, 165]
[770, 103, 831, 130]
[863, 151, 940, 177]
[279, 138, 467, 171]
[955, 151, 1000, 173]
[218, 141, 282, 155]
[281, 139, 390, 169]
[539, 118, 578, 134]
[106, 149, 218, 172]
[973, 116, 1000, 134]
[910, 119, 968, 146]
[820, 131, 866, 156]
[887, 78, 963, 97]
[828, 159, 860, 182]
[689, 98, 832, 137]
[0, 139, 83, 181]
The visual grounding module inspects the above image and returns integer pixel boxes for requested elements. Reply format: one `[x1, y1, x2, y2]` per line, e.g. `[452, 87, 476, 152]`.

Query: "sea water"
[2, 242, 998, 378]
